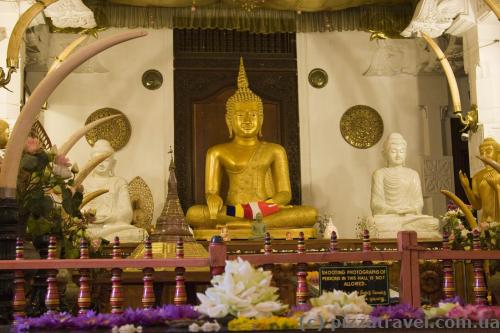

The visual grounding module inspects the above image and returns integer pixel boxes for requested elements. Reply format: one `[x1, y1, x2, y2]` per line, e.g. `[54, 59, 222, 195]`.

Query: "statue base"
[371, 215, 441, 240]
[193, 227, 316, 241]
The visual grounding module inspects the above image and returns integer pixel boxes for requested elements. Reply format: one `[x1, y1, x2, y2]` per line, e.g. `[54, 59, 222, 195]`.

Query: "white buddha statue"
[370, 133, 441, 239]
[83, 140, 146, 243]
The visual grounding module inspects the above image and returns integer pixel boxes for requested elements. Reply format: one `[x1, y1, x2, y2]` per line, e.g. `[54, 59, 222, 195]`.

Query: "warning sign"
[319, 265, 389, 305]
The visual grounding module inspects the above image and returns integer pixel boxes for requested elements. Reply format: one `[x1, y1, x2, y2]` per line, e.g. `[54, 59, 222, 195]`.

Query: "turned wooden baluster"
[110, 237, 124, 314]
[13, 238, 26, 319]
[45, 235, 59, 313]
[441, 231, 456, 299]
[363, 229, 371, 252]
[296, 232, 308, 305]
[263, 232, 274, 272]
[174, 237, 187, 306]
[472, 229, 487, 305]
[78, 238, 91, 315]
[329, 231, 338, 253]
[142, 236, 155, 309]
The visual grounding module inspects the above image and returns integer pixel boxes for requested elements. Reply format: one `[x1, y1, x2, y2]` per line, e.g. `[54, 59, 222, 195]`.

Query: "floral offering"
[300, 290, 372, 327]
[196, 257, 287, 319]
[227, 316, 298, 331]
[14, 305, 199, 332]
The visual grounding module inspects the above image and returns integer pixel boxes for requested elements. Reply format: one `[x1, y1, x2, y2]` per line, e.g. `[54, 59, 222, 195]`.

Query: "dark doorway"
[450, 118, 470, 203]
[173, 29, 300, 212]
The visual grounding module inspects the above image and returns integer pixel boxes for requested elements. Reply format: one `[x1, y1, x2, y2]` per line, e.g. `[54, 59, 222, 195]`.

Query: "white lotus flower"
[304, 290, 372, 324]
[195, 257, 287, 318]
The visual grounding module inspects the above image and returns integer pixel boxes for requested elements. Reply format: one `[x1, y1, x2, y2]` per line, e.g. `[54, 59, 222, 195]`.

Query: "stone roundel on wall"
[340, 105, 384, 149]
[85, 108, 131, 151]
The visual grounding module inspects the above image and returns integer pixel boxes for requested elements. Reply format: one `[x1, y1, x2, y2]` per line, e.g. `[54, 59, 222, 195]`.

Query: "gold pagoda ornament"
[130, 149, 207, 259]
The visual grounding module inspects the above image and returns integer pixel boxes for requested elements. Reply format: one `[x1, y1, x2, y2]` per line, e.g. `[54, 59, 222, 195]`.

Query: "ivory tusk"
[58, 115, 121, 157]
[421, 32, 462, 115]
[48, 34, 90, 73]
[0, 30, 147, 193]
[441, 189, 477, 229]
[80, 189, 108, 209]
[73, 152, 113, 190]
[7, 0, 59, 68]
[478, 156, 500, 174]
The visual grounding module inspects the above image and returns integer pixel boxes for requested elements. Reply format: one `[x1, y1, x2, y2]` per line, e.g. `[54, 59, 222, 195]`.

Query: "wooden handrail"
[0, 258, 210, 270]
[418, 250, 500, 260]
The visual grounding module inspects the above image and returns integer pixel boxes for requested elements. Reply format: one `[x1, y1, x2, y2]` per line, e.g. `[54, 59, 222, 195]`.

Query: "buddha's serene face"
[231, 101, 262, 138]
[387, 143, 406, 167]
[480, 143, 496, 161]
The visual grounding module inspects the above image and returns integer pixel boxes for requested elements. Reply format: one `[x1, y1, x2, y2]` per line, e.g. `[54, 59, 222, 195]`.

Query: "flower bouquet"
[18, 137, 89, 258]
[196, 257, 287, 319]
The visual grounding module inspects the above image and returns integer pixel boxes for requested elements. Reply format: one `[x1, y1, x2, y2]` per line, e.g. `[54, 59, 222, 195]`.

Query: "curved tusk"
[48, 34, 90, 73]
[80, 189, 108, 209]
[73, 152, 113, 190]
[0, 30, 147, 193]
[478, 156, 500, 174]
[421, 32, 462, 116]
[7, 0, 59, 69]
[58, 114, 121, 157]
[441, 189, 477, 229]
[484, 0, 500, 20]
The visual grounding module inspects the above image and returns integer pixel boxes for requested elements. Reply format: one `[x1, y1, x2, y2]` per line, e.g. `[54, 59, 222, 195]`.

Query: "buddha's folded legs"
[186, 204, 317, 229]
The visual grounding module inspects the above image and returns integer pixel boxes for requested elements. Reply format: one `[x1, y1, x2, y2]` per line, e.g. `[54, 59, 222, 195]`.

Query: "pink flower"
[492, 306, 500, 319]
[457, 224, 465, 230]
[447, 305, 466, 318]
[54, 154, 71, 167]
[467, 305, 495, 321]
[24, 137, 40, 154]
[91, 238, 102, 251]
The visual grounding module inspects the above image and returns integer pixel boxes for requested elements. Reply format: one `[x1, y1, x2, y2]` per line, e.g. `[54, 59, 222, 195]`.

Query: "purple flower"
[440, 296, 464, 306]
[13, 305, 200, 331]
[290, 303, 312, 314]
[371, 304, 424, 320]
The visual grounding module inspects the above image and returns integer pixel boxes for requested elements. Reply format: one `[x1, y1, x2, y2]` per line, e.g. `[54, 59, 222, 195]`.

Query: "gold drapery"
[85, 0, 414, 34]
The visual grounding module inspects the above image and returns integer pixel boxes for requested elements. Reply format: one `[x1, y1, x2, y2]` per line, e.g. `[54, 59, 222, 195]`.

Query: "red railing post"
[78, 238, 91, 315]
[329, 231, 337, 253]
[174, 237, 187, 306]
[442, 231, 456, 299]
[110, 237, 124, 314]
[45, 235, 59, 313]
[263, 232, 274, 272]
[208, 236, 227, 277]
[13, 238, 26, 319]
[398, 231, 420, 307]
[472, 229, 487, 305]
[296, 232, 308, 305]
[142, 236, 155, 309]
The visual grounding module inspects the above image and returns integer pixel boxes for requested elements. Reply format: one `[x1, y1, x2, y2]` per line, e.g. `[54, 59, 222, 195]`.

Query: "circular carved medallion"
[85, 108, 131, 151]
[142, 69, 163, 90]
[308, 68, 328, 88]
[340, 105, 383, 149]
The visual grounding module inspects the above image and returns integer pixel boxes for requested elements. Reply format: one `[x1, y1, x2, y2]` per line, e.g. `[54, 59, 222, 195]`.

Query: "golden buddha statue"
[459, 137, 500, 222]
[186, 58, 317, 239]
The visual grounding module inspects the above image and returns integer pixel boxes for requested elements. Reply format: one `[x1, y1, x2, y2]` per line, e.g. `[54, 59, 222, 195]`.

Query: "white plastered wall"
[297, 31, 448, 238]
[29, 28, 174, 222]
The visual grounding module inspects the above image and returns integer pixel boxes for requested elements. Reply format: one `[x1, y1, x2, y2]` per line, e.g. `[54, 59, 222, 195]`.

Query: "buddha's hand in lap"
[206, 193, 223, 220]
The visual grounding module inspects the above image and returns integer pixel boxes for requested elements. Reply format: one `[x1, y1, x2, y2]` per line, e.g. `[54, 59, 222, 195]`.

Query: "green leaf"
[20, 154, 39, 172]
[26, 217, 52, 238]
[34, 152, 49, 171]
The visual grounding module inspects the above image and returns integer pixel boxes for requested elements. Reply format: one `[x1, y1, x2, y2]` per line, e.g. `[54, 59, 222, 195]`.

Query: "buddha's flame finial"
[237, 57, 249, 90]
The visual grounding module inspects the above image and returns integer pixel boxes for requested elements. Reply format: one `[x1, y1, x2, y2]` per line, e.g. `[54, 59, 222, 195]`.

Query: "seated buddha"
[186, 58, 317, 239]
[370, 133, 441, 239]
[83, 140, 147, 243]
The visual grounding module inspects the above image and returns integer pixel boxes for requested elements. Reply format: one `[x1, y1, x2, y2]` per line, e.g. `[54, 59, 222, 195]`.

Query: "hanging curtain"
[85, 0, 414, 35]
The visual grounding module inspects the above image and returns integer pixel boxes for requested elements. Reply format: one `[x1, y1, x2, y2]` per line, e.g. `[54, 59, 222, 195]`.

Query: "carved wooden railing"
[1, 230, 500, 319]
